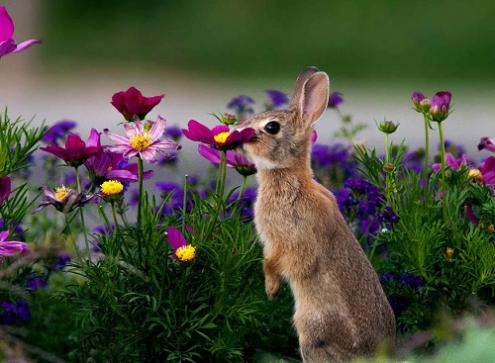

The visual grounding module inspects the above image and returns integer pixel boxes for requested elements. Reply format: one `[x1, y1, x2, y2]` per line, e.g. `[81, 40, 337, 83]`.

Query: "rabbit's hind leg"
[296, 312, 357, 363]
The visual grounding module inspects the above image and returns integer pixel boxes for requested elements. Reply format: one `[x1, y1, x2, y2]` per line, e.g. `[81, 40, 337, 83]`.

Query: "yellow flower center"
[468, 168, 481, 180]
[213, 131, 230, 145]
[54, 186, 71, 201]
[488, 224, 495, 234]
[101, 180, 124, 196]
[130, 133, 153, 151]
[175, 245, 196, 262]
[445, 247, 455, 259]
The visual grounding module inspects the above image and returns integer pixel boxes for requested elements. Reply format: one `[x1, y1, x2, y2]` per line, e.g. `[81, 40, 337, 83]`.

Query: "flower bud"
[383, 162, 394, 173]
[429, 91, 452, 122]
[377, 120, 399, 134]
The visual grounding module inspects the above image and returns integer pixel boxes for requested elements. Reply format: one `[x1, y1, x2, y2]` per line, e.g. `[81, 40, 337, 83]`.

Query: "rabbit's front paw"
[265, 275, 281, 300]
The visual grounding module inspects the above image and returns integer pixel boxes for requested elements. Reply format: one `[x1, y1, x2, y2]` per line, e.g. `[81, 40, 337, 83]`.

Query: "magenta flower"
[432, 153, 467, 172]
[0, 176, 11, 204]
[429, 91, 452, 122]
[166, 226, 196, 262]
[85, 150, 154, 183]
[111, 87, 164, 121]
[104, 118, 180, 163]
[198, 144, 256, 177]
[35, 186, 97, 213]
[479, 157, 495, 186]
[183, 120, 255, 151]
[478, 137, 495, 153]
[40, 129, 101, 167]
[0, 230, 28, 257]
[311, 130, 318, 144]
[0, 6, 41, 59]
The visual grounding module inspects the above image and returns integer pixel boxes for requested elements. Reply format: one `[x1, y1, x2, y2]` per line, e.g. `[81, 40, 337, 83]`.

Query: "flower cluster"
[411, 91, 453, 122]
[336, 178, 398, 238]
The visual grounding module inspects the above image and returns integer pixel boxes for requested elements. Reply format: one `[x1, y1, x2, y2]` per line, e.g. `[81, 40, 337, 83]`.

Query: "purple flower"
[105, 118, 181, 164]
[35, 186, 97, 213]
[164, 125, 183, 140]
[0, 176, 11, 204]
[328, 92, 343, 108]
[25, 273, 48, 290]
[198, 144, 256, 177]
[432, 153, 467, 172]
[183, 120, 256, 151]
[0, 300, 30, 325]
[479, 156, 495, 186]
[0, 6, 41, 59]
[380, 273, 425, 289]
[429, 91, 452, 122]
[85, 149, 154, 183]
[51, 254, 71, 270]
[411, 91, 430, 113]
[265, 90, 289, 109]
[227, 95, 255, 116]
[0, 230, 28, 256]
[111, 87, 164, 122]
[42, 120, 77, 144]
[478, 137, 495, 153]
[40, 129, 101, 167]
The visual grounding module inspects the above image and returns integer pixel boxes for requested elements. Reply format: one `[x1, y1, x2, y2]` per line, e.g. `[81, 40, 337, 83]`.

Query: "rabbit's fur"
[235, 67, 395, 362]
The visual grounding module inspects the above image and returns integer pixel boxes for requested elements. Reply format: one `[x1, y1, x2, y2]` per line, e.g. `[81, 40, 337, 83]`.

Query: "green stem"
[137, 157, 144, 226]
[111, 202, 120, 233]
[137, 156, 144, 264]
[384, 133, 391, 205]
[98, 205, 112, 229]
[182, 174, 188, 234]
[237, 176, 247, 203]
[438, 122, 446, 179]
[75, 167, 90, 258]
[423, 114, 430, 182]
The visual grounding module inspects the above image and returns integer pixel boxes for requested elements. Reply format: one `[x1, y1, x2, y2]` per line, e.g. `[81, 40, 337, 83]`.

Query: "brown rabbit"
[234, 67, 395, 362]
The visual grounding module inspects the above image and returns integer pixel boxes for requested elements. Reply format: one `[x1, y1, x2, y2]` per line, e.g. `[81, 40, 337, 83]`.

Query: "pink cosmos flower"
[104, 118, 180, 163]
[198, 144, 256, 177]
[0, 6, 41, 59]
[85, 150, 154, 183]
[40, 129, 101, 167]
[0, 176, 11, 203]
[35, 186, 97, 213]
[182, 120, 255, 151]
[0, 230, 28, 256]
[165, 226, 195, 262]
[479, 156, 495, 186]
[432, 153, 467, 172]
[111, 87, 164, 121]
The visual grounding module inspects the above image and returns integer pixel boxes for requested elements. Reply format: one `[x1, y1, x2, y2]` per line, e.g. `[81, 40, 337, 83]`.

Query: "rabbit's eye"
[264, 121, 280, 135]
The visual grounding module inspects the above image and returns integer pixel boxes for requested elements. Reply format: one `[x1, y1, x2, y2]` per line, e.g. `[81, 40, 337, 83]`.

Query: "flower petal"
[12, 38, 41, 53]
[86, 128, 101, 149]
[198, 144, 222, 166]
[166, 226, 187, 251]
[104, 129, 130, 144]
[0, 6, 14, 42]
[0, 38, 16, 57]
[149, 118, 166, 141]
[0, 230, 9, 242]
[182, 120, 214, 144]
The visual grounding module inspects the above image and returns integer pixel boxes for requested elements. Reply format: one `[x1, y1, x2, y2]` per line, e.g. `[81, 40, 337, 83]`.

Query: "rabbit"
[233, 67, 395, 363]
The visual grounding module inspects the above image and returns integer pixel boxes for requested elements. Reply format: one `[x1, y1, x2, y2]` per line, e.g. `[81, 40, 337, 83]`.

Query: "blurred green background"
[41, 0, 495, 82]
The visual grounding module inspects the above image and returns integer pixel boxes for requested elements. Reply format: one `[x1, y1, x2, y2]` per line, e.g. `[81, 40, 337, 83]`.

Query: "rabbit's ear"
[289, 66, 320, 109]
[295, 71, 329, 126]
